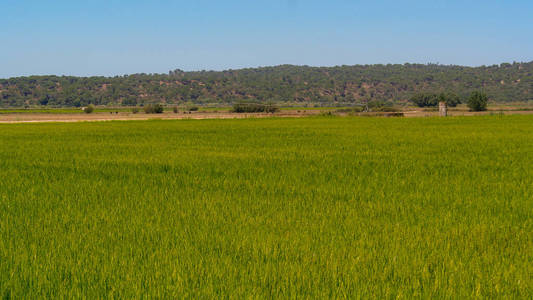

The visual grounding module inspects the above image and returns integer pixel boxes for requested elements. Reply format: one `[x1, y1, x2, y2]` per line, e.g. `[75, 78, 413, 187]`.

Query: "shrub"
[84, 104, 95, 114]
[367, 100, 398, 112]
[187, 106, 199, 112]
[173, 106, 179, 113]
[467, 91, 488, 111]
[372, 106, 400, 112]
[412, 93, 462, 108]
[264, 102, 280, 113]
[154, 104, 164, 113]
[336, 106, 364, 113]
[232, 101, 279, 113]
[411, 94, 438, 107]
[144, 104, 164, 114]
[320, 111, 336, 117]
[442, 93, 461, 107]
[132, 107, 139, 114]
[385, 112, 404, 117]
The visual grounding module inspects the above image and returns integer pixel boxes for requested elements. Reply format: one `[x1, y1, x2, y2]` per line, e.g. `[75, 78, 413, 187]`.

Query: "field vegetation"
[143, 103, 164, 114]
[467, 91, 489, 111]
[232, 101, 280, 113]
[83, 104, 95, 114]
[0, 116, 532, 298]
[411, 92, 462, 107]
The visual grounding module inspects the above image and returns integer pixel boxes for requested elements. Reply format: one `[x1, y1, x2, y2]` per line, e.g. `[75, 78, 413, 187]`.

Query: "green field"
[1, 116, 532, 298]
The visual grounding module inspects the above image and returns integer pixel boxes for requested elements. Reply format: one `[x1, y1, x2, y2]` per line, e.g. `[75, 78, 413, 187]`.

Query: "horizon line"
[2, 60, 531, 80]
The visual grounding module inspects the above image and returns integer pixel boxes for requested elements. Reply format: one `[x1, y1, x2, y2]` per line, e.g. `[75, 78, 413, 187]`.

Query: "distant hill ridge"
[1, 62, 532, 107]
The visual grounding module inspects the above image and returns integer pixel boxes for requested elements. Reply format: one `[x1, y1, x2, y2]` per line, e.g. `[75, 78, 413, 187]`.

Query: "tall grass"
[0, 116, 532, 298]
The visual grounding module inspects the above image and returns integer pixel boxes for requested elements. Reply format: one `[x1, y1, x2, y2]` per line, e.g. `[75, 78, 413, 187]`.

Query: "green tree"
[466, 91, 488, 111]
[144, 104, 164, 114]
[84, 104, 95, 114]
[444, 93, 461, 107]
[411, 93, 438, 107]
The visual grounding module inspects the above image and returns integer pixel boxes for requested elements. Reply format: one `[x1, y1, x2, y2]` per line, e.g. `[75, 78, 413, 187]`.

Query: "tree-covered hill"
[1, 62, 532, 107]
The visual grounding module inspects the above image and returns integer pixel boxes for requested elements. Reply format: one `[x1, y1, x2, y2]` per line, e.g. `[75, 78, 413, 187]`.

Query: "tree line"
[0, 62, 531, 108]
[411, 91, 488, 111]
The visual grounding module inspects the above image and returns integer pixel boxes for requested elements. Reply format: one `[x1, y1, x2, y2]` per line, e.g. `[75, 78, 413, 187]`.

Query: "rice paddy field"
[0, 115, 532, 298]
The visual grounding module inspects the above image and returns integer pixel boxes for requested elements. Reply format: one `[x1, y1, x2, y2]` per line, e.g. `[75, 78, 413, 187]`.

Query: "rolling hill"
[1, 62, 532, 107]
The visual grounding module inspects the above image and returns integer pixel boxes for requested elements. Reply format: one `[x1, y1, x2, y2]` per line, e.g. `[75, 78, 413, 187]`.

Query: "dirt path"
[1, 109, 532, 124]
[0, 111, 321, 124]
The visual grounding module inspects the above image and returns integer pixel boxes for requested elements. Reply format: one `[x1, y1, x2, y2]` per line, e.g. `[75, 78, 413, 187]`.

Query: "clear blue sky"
[2, 0, 532, 78]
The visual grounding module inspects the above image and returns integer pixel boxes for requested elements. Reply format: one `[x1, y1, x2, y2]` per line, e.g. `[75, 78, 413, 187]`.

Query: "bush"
[264, 102, 280, 113]
[441, 93, 461, 107]
[411, 94, 438, 107]
[467, 91, 488, 111]
[385, 112, 404, 117]
[372, 106, 400, 112]
[132, 107, 139, 114]
[367, 100, 397, 112]
[412, 93, 462, 108]
[187, 106, 199, 112]
[336, 106, 364, 113]
[173, 106, 179, 113]
[232, 101, 279, 113]
[84, 104, 95, 114]
[144, 104, 164, 114]
[320, 111, 336, 117]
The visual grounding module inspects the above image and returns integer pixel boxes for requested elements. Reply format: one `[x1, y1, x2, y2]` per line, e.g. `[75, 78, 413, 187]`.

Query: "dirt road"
[0, 111, 321, 123]
[1, 109, 531, 124]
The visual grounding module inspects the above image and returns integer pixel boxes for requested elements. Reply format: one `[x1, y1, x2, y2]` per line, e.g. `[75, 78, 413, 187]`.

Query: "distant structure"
[439, 101, 448, 117]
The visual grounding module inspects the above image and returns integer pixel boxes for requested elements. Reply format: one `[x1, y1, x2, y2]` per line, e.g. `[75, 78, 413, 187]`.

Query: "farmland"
[0, 115, 532, 298]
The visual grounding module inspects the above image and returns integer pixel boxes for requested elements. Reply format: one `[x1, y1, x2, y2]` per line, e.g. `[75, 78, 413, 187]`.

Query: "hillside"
[1, 62, 532, 107]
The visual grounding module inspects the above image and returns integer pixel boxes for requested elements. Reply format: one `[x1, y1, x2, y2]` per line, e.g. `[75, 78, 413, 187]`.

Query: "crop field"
[0, 116, 532, 298]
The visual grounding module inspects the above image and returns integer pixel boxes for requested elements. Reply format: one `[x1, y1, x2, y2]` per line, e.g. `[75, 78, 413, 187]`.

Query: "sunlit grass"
[0, 115, 532, 298]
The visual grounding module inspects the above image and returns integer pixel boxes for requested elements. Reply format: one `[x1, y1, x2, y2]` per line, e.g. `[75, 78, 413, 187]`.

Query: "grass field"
[1, 116, 532, 298]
